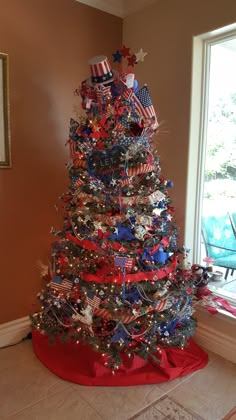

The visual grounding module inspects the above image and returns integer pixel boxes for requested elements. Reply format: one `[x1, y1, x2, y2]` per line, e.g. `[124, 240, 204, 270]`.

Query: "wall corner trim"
[78, 0, 125, 18]
[0, 316, 31, 348]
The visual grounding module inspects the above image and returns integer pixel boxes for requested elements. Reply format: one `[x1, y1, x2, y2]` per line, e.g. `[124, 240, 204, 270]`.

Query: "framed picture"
[0, 52, 10, 168]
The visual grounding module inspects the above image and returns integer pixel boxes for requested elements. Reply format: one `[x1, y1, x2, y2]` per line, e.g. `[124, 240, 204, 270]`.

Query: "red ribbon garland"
[80, 258, 177, 285]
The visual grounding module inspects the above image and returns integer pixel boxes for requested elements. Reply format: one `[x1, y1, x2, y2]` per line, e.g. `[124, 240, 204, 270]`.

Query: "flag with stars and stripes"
[86, 292, 101, 310]
[71, 176, 84, 188]
[50, 276, 73, 293]
[122, 88, 133, 101]
[133, 86, 158, 129]
[114, 122, 126, 133]
[115, 257, 134, 269]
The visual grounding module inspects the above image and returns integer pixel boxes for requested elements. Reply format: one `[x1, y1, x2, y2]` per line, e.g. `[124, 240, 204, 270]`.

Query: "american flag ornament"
[133, 86, 158, 129]
[122, 87, 133, 101]
[71, 176, 84, 188]
[155, 297, 174, 312]
[50, 276, 73, 293]
[114, 122, 126, 133]
[115, 256, 134, 269]
[86, 292, 101, 310]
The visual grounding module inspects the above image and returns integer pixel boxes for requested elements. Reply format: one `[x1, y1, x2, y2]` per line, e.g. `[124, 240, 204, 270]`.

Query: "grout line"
[4, 380, 73, 418]
[67, 384, 105, 420]
[5, 382, 106, 420]
[127, 359, 215, 420]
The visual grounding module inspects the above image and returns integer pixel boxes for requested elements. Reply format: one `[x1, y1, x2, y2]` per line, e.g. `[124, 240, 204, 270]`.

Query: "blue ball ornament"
[158, 200, 165, 208]
[167, 180, 174, 188]
[133, 79, 139, 93]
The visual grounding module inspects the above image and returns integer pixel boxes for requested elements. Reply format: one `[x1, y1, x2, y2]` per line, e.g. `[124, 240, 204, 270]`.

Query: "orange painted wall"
[0, 0, 122, 323]
[124, 0, 236, 243]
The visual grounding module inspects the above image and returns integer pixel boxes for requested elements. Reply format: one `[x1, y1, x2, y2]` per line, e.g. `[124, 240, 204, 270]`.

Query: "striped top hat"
[88, 55, 114, 85]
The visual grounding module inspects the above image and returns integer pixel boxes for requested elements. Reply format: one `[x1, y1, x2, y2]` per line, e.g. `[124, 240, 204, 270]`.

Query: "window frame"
[185, 23, 236, 304]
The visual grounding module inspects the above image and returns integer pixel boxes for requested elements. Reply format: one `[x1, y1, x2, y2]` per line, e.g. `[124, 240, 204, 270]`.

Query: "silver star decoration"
[132, 308, 139, 316]
[94, 221, 103, 230]
[116, 297, 123, 306]
[111, 179, 117, 186]
[152, 208, 163, 216]
[135, 48, 148, 62]
[124, 150, 132, 161]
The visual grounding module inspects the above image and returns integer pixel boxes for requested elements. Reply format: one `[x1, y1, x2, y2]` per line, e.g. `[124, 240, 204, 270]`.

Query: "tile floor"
[0, 339, 236, 420]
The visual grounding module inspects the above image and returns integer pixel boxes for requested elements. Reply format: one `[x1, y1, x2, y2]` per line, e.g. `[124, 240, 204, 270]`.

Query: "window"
[186, 24, 236, 302]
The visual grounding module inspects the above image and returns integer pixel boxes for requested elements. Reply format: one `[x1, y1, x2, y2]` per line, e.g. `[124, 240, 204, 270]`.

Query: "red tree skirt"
[32, 330, 208, 386]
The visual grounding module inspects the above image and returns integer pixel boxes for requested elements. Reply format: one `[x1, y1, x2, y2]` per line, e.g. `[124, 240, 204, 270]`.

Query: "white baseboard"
[0, 316, 31, 348]
[195, 321, 236, 364]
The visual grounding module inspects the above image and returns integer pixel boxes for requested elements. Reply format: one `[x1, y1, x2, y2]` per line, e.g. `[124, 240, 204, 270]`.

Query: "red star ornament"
[120, 45, 131, 57]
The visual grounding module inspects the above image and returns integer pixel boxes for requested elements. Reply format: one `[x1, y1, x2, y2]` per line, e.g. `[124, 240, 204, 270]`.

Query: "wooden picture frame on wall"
[0, 52, 11, 168]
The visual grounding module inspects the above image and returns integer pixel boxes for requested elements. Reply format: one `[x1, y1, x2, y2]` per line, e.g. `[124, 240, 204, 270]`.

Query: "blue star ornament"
[112, 50, 122, 63]
[141, 246, 170, 265]
[152, 247, 169, 264]
[108, 223, 135, 241]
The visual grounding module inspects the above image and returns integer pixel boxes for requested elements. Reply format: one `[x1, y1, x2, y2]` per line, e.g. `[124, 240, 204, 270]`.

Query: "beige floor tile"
[0, 340, 33, 372]
[158, 370, 198, 393]
[0, 354, 70, 417]
[169, 356, 236, 420]
[70, 383, 165, 420]
[8, 386, 103, 420]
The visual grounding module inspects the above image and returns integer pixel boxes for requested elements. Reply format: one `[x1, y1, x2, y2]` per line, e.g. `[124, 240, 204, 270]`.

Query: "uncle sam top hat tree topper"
[88, 55, 114, 85]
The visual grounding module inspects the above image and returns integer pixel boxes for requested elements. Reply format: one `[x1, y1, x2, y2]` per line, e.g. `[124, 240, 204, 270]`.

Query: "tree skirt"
[32, 330, 208, 386]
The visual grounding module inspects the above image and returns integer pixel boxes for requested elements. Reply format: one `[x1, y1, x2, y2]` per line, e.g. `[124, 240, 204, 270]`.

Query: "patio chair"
[201, 213, 236, 280]
[228, 211, 236, 238]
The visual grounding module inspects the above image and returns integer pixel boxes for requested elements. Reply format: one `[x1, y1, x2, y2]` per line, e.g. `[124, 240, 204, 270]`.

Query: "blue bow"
[141, 246, 169, 265]
[111, 324, 130, 344]
[124, 287, 141, 303]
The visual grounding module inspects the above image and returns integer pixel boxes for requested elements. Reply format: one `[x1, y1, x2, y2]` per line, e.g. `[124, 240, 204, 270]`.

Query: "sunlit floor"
[0, 339, 236, 419]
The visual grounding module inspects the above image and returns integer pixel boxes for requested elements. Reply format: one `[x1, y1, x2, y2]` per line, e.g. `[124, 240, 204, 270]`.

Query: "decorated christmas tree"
[31, 50, 208, 385]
